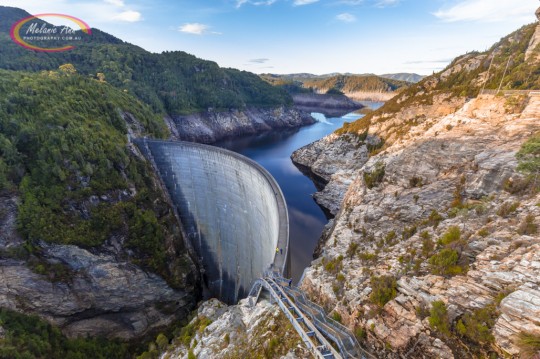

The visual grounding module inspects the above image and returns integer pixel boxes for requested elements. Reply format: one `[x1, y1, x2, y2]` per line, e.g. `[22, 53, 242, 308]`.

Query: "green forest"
[0, 6, 291, 115]
[260, 73, 409, 95]
[0, 308, 131, 359]
[301, 74, 409, 94]
[0, 68, 195, 286]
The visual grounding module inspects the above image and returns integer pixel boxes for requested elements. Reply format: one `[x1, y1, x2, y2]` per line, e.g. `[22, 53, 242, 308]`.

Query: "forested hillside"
[260, 73, 409, 99]
[301, 74, 409, 94]
[0, 68, 197, 286]
[0, 6, 291, 115]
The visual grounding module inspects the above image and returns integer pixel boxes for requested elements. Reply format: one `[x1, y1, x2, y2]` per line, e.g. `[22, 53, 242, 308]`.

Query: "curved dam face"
[136, 139, 289, 304]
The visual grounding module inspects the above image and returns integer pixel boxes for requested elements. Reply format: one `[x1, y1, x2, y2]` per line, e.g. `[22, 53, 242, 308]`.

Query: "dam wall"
[136, 139, 289, 304]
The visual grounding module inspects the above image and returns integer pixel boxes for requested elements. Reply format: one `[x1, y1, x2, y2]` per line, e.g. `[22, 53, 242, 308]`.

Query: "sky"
[1, 0, 538, 75]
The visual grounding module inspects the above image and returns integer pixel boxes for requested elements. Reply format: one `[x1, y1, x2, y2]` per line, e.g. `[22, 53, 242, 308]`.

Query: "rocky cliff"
[166, 106, 315, 144]
[291, 23, 540, 358]
[0, 161, 198, 341]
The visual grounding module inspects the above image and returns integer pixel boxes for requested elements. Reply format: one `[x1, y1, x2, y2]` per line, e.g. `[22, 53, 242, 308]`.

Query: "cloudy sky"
[1, 0, 538, 75]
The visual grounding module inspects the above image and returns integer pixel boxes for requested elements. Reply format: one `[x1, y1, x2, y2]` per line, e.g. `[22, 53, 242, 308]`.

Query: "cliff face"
[0, 160, 199, 340]
[298, 93, 539, 357]
[292, 23, 540, 358]
[166, 106, 315, 144]
[0, 192, 196, 340]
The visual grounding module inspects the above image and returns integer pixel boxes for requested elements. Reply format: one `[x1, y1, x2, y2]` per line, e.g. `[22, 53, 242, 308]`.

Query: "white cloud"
[104, 0, 124, 6]
[249, 58, 270, 63]
[178, 23, 221, 35]
[113, 10, 142, 22]
[336, 12, 356, 22]
[374, 0, 399, 8]
[293, 0, 320, 6]
[236, 0, 277, 8]
[336, 0, 364, 5]
[434, 0, 537, 23]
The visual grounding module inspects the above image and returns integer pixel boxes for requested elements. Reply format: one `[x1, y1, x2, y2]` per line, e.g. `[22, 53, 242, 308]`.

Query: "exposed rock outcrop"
[169, 106, 315, 144]
[296, 93, 540, 357]
[291, 133, 371, 215]
[0, 222, 194, 339]
[525, 23, 540, 62]
[159, 298, 309, 359]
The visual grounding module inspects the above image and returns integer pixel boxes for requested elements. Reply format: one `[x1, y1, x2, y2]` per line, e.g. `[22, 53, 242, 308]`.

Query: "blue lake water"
[215, 102, 383, 283]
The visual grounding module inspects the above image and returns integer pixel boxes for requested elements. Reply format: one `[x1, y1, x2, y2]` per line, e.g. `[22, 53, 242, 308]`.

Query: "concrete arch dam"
[136, 139, 290, 304]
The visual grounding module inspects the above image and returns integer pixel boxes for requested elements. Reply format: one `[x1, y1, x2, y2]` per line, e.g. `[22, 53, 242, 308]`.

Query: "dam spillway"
[136, 139, 289, 304]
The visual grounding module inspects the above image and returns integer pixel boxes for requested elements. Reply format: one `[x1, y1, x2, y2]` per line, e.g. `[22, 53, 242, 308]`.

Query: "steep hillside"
[261, 73, 410, 101]
[291, 22, 540, 358]
[381, 73, 425, 83]
[302, 75, 408, 95]
[0, 6, 291, 115]
[0, 68, 198, 342]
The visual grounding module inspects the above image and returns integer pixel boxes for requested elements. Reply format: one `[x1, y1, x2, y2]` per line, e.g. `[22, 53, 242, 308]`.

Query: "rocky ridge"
[290, 23, 540, 357]
[297, 91, 540, 359]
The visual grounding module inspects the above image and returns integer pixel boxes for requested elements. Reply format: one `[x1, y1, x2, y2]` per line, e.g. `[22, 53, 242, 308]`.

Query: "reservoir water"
[216, 102, 383, 283]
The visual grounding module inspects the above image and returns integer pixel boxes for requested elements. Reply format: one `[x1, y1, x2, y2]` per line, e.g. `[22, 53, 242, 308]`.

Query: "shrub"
[428, 248, 464, 276]
[516, 132, 540, 192]
[422, 237, 435, 258]
[427, 210, 443, 228]
[429, 300, 451, 336]
[456, 305, 496, 345]
[355, 326, 366, 341]
[515, 331, 540, 358]
[517, 214, 537, 235]
[496, 201, 520, 217]
[323, 256, 344, 274]
[347, 242, 359, 258]
[409, 176, 424, 188]
[438, 226, 461, 246]
[478, 228, 489, 237]
[156, 333, 169, 351]
[358, 252, 378, 262]
[326, 88, 344, 95]
[402, 225, 417, 240]
[332, 312, 342, 323]
[364, 162, 385, 189]
[385, 230, 397, 245]
[369, 275, 397, 307]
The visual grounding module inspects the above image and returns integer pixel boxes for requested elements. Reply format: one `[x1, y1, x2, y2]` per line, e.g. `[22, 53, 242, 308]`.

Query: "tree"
[59, 63, 77, 75]
[369, 275, 397, 307]
[429, 300, 450, 336]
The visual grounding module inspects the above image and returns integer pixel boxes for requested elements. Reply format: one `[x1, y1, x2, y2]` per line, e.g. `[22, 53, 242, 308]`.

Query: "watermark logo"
[10, 14, 92, 52]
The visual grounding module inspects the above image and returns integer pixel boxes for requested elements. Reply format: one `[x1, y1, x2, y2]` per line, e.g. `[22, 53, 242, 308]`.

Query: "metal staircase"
[248, 271, 373, 359]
